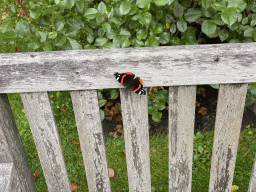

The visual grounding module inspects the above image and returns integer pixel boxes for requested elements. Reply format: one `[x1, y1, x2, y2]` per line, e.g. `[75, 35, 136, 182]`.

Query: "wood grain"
[0, 93, 37, 191]
[249, 153, 256, 192]
[1, 43, 256, 93]
[120, 89, 151, 192]
[169, 86, 196, 192]
[70, 90, 111, 192]
[209, 84, 247, 192]
[20, 92, 71, 192]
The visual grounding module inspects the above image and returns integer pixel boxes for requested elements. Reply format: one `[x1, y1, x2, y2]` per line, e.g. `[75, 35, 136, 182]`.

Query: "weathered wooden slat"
[20, 92, 71, 192]
[248, 152, 256, 192]
[209, 83, 248, 192]
[169, 85, 196, 192]
[70, 90, 111, 192]
[0, 163, 13, 191]
[1, 43, 256, 93]
[0, 93, 37, 191]
[119, 89, 151, 192]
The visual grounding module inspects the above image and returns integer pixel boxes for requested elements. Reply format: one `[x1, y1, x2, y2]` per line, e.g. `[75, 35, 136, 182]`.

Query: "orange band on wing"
[121, 72, 133, 85]
[133, 84, 142, 93]
[120, 75, 126, 84]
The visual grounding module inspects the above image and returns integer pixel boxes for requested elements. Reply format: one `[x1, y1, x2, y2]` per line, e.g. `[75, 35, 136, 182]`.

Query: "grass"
[6, 91, 256, 192]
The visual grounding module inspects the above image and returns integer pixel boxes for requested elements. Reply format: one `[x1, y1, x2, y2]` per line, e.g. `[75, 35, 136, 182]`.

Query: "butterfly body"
[114, 72, 146, 95]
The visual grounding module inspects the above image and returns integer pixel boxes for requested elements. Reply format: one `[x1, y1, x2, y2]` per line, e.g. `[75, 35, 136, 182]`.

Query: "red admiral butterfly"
[114, 72, 146, 95]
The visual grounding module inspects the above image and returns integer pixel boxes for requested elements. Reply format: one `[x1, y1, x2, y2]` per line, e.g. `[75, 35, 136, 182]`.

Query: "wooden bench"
[1, 43, 256, 191]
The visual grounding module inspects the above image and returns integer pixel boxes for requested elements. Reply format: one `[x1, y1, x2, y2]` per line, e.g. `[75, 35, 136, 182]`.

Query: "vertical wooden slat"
[169, 85, 196, 192]
[120, 89, 151, 192]
[20, 92, 71, 192]
[248, 153, 256, 192]
[0, 93, 37, 192]
[0, 127, 22, 191]
[209, 83, 248, 192]
[70, 90, 111, 192]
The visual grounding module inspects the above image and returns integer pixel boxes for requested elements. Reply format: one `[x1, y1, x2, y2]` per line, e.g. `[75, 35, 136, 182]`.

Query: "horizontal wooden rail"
[1, 42, 256, 93]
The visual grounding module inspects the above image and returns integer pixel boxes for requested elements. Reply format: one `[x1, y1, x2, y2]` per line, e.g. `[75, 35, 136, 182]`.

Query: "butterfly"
[114, 72, 146, 95]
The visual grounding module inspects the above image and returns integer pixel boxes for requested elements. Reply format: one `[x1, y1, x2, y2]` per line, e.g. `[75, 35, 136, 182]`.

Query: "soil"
[102, 85, 256, 136]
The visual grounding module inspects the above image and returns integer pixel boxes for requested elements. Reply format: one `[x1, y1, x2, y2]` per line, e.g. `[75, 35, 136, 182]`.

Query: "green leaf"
[0, 18, 15, 32]
[106, 31, 117, 39]
[99, 99, 107, 107]
[154, 102, 166, 111]
[30, 10, 41, 19]
[54, 33, 67, 46]
[42, 42, 52, 51]
[242, 17, 249, 25]
[237, 12, 242, 22]
[227, 0, 247, 12]
[201, 7, 212, 18]
[49, 32, 57, 39]
[119, 28, 131, 37]
[173, 3, 184, 18]
[133, 38, 144, 47]
[184, 8, 202, 22]
[212, 13, 225, 25]
[57, 0, 75, 9]
[110, 89, 119, 100]
[96, 15, 105, 24]
[251, 19, 256, 26]
[98, 91, 103, 99]
[84, 8, 99, 19]
[212, 2, 226, 11]
[209, 84, 219, 89]
[98, 28, 106, 37]
[87, 34, 94, 44]
[120, 1, 131, 15]
[98, 2, 106, 14]
[152, 111, 162, 122]
[66, 38, 82, 50]
[139, 12, 152, 24]
[244, 27, 254, 37]
[129, 5, 138, 15]
[154, 23, 164, 34]
[15, 20, 29, 38]
[76, 1, 84, 13]
[153, 0, 169, 6]
[249, 2, 256, 12]
[170, 23, 176, 34]
[95, 37, 107, 47]
[177, 19, 187, 33]
[221, 7, 238, 26]
[37, 31, 48, 42]
[0, 30, 17, 42]
[145, 36, 159, 47]
[100, 109, 105, 121]
[202, 20, 217, 36]
[55, 18, 65, 31]
[201, 0, 212, 9]
[165, 14, 174, 23]
[137, 29, 147, 40]
[102, 22, 111, 32]
[159, 32, 170, 44]
[121, 38, 130, 48]
[11, 3, 17, 13]
[43, 7, 55, 15]
[136, 0, 151, 8]
[28, 38, 41, 50]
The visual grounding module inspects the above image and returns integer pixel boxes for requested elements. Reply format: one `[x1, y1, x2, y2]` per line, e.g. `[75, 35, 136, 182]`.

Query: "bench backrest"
[0, 43, 256, 191]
